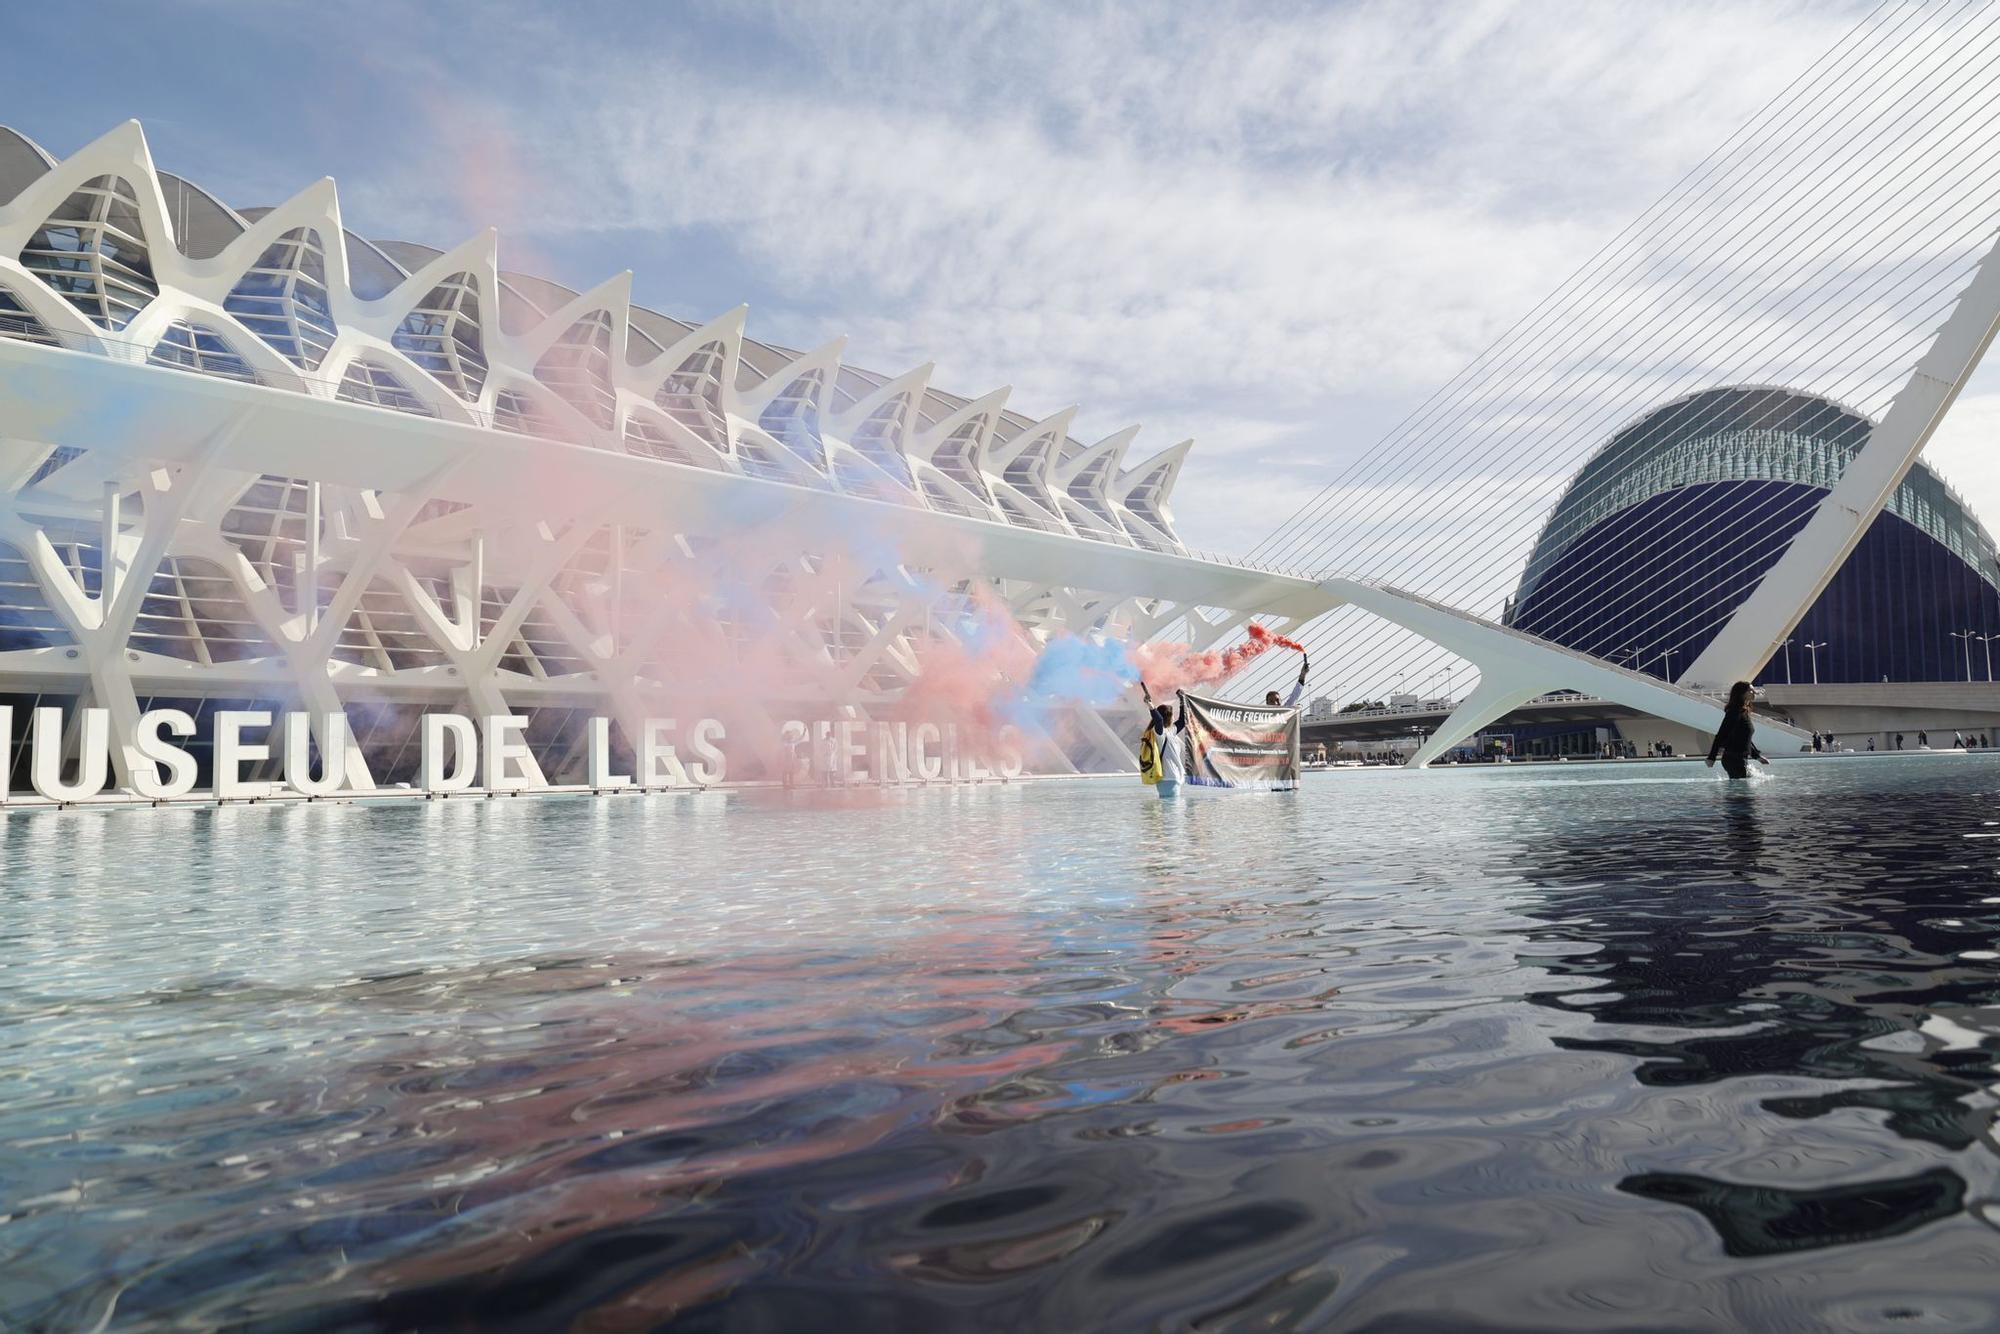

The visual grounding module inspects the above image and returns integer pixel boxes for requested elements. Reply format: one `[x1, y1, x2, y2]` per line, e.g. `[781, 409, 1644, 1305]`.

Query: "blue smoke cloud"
[1003, 634, 1137, 729]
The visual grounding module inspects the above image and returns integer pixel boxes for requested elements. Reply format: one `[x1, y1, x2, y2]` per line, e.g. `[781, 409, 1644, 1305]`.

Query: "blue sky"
[24, 0, 1989, 551]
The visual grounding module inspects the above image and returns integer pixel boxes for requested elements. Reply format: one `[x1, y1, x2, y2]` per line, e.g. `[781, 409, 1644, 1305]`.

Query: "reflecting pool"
[7, 757, 2000, 1328]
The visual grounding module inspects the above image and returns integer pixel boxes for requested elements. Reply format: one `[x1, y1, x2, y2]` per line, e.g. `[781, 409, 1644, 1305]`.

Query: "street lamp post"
[1781, 638, 1794, 685]
[1660, 648, 1677, 680]
[1803, 640, 1827, 685]
[1980, 632, 1998, 683]
[1952, 629, 1977, 682]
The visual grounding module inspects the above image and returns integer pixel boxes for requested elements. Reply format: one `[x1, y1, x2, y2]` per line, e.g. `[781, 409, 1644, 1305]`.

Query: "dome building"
[1505, 386, 2000, 686]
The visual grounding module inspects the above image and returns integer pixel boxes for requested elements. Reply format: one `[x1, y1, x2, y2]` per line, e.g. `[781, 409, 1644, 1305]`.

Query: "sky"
[9, 0, 1998, 554]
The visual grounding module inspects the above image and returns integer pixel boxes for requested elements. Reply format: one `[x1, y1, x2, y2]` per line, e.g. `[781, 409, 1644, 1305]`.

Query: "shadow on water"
[1506, 773, 2000, 1258]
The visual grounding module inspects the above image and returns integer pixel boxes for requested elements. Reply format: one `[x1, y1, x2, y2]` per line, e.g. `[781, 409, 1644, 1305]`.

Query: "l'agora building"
[0, 121, 1330, 797]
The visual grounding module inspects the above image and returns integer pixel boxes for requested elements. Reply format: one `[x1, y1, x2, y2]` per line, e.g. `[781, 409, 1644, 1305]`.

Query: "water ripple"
[4, 761, 2000, 1327]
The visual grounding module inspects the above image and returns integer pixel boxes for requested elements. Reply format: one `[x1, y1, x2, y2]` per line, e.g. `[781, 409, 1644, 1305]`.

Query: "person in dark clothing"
[1705, 680, 1770, 779]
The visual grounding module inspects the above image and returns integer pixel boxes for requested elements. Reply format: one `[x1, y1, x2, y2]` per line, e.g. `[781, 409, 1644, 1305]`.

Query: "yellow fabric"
[1138, 728, 1163, 784]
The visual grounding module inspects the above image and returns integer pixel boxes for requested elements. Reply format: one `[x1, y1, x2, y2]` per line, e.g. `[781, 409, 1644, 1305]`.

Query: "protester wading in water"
[1139, 681, 1189, 798]
[1265, 653, 1310, 708]
[1705, 680, 1770, 779]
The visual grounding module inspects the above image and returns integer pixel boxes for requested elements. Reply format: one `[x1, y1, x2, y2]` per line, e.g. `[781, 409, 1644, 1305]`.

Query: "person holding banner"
[1264, 653, 1310, 709]
[1182, 691, 1303, 790]
[1140, 682, 1189, 798]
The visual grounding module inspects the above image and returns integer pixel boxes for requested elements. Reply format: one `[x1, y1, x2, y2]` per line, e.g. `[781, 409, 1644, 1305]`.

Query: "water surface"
[6, 757, 2000, 1329]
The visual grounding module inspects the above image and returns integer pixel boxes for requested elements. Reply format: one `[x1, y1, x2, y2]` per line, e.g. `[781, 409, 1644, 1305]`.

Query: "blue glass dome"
[1506, 386, 2000, 683]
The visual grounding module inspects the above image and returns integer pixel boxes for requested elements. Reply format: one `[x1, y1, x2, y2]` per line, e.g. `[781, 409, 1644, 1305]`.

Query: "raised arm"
[1282, 653, 1309, 707]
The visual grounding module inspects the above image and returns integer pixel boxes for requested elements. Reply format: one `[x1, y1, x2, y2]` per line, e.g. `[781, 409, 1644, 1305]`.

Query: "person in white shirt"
[1265, 653, 1310, 708]
[1140, 682, 1189, 798]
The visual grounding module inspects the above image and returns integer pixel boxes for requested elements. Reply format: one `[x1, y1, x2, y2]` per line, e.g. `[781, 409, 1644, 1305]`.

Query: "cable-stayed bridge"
[1231, 0, 2000, 761]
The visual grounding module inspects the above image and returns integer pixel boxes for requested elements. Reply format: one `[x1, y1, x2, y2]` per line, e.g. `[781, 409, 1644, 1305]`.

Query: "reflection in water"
[1619, 1168, 1965, 1257]
[1514, 776, 2000, 1156]
[3, 762, 2000, 1328]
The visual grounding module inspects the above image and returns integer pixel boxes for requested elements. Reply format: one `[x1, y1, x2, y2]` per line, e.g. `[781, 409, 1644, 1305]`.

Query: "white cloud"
[321, 0, 1896, 554]
[1919, 380, 2000, 538]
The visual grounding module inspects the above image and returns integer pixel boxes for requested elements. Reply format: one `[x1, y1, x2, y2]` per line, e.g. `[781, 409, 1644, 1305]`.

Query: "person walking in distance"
[1705, 681, 1771, 779]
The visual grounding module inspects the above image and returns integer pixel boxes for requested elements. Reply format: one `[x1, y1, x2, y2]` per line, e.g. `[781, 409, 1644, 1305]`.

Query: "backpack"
[1138, 727, 1163, 784]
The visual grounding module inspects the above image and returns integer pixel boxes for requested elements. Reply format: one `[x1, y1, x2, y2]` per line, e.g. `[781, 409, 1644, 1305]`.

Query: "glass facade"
[223, 228, 337, 370]
[932, 417, 994, 506]
[758, 371, 828, 472]
[0, 541, 74, 649]
[19, 175, 158, 330]
[655, 341, 729, 450]
[622, 413, 700, 467]
[392, 271, 487, 400]
[0, 285, 56, 345]
[848, 393, 915, 488]
[336, 361, 433, 417]
[533, 311, 616, 429]
[130, 557, 276, 663]
[147, 320, 256, 382]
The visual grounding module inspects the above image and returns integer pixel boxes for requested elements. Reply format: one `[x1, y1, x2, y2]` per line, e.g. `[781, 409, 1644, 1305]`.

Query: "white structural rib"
[1116, 440, 1192, 550]
[0, 337, 1324, 614]
[1681, 229, 2000, 688]
[1321, 576, 1811, 766]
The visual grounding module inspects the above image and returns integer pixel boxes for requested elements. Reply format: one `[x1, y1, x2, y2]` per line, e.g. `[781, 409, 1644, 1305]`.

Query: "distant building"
[1506, 385, 2000, 684]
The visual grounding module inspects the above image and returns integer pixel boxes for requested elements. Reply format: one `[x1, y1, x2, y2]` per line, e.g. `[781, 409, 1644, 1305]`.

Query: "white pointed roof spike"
[512, 269, 633, 362]
[374, 228, 499, 312]
[737, 336, 847, 414]
[185, 177, 344, 300]
[833, 361, 932, 436]
[1116, 438, 1193, 501]
[985, 405, 1078, 473]
[1114, 438, 1193, 544]
[0, 119, 172, 267]
[1055, 424, 1139, 488]
[911, 386, 1010, 464]
[632, 304, 748, 402]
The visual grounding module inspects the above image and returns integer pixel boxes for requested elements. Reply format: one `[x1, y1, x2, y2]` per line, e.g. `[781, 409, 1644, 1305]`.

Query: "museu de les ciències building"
[0, 120, 1325, 796]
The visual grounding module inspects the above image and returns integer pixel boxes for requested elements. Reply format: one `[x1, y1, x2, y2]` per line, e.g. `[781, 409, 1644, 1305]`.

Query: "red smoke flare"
[1247, 623, 1306, 652]
[1134, 622, 1304, 695]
